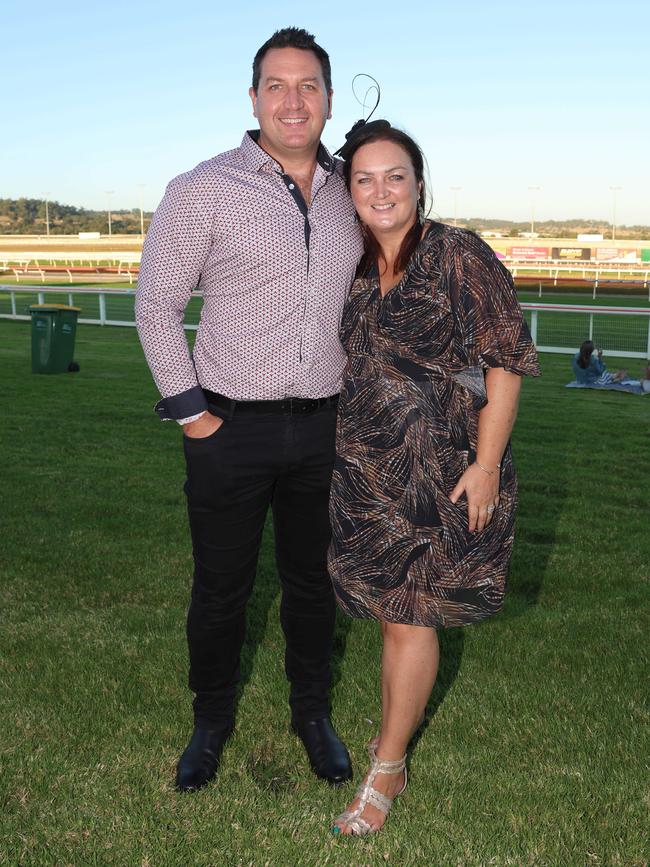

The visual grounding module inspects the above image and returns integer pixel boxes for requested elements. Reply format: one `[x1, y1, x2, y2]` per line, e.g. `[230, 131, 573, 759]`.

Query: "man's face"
[249, 47, 332, 164]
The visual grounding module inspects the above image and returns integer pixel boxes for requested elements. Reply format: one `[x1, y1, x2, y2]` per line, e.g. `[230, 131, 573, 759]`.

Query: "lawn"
[2, 286, 650, 354]
[1, 321, 648, 866]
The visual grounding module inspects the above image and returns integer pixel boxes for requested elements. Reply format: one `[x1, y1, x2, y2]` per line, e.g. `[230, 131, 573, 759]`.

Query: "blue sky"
[3, 0, 648, 224]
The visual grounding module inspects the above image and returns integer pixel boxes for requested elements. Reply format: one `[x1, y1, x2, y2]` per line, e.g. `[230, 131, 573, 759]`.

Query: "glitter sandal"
[332, 745, 407, 835]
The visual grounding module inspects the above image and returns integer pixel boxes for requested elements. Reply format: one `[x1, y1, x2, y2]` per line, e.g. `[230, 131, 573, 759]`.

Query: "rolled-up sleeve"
[135, 174, 212, 419]
[450, 235, 540, 377]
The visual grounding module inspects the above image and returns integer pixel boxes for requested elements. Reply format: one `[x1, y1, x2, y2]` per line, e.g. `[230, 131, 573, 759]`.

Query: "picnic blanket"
[565, 379, 650, 395]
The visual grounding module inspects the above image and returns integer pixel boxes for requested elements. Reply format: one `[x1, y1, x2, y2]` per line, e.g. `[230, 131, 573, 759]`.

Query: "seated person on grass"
[569, 341, 650, 394]
[572, 340, 627, 385]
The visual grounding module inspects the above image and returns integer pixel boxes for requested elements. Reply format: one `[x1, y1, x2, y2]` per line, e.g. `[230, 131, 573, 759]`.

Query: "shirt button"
[288, 183, 295, 190]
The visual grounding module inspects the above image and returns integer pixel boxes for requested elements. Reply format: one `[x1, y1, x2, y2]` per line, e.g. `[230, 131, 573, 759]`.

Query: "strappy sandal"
[366, 713, 425, 753]
[332, 745, 407, 836]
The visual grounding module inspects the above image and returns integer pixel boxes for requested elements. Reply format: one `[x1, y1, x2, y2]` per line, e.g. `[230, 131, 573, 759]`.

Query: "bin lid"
[29, 304, 82, 312]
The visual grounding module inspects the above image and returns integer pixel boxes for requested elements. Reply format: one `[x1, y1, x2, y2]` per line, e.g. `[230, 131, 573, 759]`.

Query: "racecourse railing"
[1, 285, 649, 359]
[3, 259, 650, 298]
[507, 264, 650, 299]
[523, 302, 650, 359]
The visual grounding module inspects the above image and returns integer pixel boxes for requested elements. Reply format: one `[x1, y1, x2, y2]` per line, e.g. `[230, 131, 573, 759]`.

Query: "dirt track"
[0, 235, 143, 253]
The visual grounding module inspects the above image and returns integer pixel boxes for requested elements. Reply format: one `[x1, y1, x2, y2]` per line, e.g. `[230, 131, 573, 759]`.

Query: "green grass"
[2, 286, 649, 356]
[1, 321, 649, 866]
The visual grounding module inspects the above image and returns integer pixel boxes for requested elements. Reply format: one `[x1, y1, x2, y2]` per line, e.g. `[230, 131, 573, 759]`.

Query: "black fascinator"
[335, 74, 389, 161]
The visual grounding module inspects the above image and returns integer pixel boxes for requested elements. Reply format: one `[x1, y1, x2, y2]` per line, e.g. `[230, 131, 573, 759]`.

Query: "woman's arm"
[449, 367, 522, 532]
[592, 355, 606, 375]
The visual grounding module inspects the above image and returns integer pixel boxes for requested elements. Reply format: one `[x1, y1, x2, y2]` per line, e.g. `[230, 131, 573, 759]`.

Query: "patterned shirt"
[136, 131, 364, 420]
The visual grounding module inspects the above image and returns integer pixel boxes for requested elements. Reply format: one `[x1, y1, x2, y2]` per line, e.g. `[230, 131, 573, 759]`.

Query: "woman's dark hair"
[341, 124, 427, 277]
[252, 27, 332, 93]
[577, 340, 594, 369]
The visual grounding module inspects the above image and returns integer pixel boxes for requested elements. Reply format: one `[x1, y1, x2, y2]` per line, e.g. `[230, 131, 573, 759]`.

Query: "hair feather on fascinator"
[335, 74, 389, 160]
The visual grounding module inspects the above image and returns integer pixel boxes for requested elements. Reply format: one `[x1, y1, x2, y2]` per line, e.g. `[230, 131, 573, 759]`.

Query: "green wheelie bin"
[29, 304, 81, 374]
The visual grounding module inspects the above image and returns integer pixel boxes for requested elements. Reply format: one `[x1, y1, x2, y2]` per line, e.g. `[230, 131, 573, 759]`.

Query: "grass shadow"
[503, 473, 569, 618]
[411, 627, 465, 753]
[500, 366, 571, 619]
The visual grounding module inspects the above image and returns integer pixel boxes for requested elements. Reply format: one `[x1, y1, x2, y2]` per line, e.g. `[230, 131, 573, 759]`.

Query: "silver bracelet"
[475, 460, 501, 476]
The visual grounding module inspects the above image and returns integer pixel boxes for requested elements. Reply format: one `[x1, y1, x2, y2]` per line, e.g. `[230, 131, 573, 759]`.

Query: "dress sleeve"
[449, 233, 540, 376]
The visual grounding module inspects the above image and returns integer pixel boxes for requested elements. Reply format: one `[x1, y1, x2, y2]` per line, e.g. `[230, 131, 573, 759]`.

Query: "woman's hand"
[449, 463, 500, 533]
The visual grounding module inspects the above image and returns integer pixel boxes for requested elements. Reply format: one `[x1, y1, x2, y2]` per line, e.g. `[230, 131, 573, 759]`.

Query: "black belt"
[203, 389, 339, 418]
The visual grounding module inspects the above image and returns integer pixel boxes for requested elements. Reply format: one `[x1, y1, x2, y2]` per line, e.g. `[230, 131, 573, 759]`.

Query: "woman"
[328, 122, 540, 835]
[572, 340, 626, 385]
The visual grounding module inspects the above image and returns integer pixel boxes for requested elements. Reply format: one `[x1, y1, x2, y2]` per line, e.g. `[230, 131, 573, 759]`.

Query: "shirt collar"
[240, 130, 336, 175]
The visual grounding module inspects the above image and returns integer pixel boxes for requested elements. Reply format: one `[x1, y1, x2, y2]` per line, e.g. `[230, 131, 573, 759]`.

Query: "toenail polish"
[332, 826, 341, 833]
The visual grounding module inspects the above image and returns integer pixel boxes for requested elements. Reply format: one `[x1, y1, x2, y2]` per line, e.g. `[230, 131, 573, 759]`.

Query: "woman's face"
[349, 139, 420, 237]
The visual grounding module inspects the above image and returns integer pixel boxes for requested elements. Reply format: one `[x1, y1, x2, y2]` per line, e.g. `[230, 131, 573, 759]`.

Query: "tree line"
[0, 197, 647, 239]
[0, 198, 151, 235]
[443, 217, 649, 240]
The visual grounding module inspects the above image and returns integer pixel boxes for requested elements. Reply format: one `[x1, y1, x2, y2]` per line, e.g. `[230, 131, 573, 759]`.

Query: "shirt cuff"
[154, 385, 208, 421]
[176, 411, 207, 426]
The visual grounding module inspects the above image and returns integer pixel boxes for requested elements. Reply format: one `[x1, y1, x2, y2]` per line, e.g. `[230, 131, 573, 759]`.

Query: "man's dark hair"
[252, 27, 332, 93]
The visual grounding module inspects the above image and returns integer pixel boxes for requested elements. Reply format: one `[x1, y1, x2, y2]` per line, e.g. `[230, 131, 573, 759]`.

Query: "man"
[136, 27, 363, 792]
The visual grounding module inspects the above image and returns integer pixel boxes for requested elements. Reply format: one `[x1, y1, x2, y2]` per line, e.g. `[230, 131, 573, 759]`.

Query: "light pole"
[450, 186, 461, 226]
[528, 186, 540, 236]
[610, 186, 622, 241]
[105, 190, 114, 237]
[137, 183, 146, 238]
[43, 192, 50, 236]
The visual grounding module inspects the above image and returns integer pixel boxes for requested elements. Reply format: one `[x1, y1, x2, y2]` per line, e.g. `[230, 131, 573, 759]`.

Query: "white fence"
[508, 264, 650, 299]
[1, 286, 649, 359]
[2, 253, 140, 285]
[3, 257, 650, 298]
[522, 302, 650, 359]
[0, 285, 149, 327]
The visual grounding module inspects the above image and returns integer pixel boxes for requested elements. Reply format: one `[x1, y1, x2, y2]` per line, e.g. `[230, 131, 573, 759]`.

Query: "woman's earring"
[417, 201, 425, 223]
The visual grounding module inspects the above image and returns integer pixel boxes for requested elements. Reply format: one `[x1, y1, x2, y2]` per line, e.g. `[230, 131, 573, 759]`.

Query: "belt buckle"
[296, 397, 320, 415]
[290, 398, 312, 414]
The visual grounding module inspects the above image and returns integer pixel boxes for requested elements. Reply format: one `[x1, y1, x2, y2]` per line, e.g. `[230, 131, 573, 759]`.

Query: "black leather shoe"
[175, 725, 233, 792]
[292, 717, 352, 786]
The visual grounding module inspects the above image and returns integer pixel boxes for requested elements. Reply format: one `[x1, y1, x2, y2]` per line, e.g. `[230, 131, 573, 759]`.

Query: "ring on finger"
[486, 504, 495, 514]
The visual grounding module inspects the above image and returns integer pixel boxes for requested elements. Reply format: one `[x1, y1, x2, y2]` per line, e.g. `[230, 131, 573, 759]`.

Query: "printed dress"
[328, 222, 540, 628]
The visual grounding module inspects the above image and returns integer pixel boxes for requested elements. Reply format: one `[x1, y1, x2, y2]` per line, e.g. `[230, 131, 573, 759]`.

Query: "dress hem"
[334, 598, 504, 630]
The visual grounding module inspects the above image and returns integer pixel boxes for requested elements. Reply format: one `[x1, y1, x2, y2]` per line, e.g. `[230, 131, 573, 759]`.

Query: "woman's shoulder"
[422, 221, 499, 263]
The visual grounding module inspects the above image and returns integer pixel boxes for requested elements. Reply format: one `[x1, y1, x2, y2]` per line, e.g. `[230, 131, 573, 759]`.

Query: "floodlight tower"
[528, 186, 541, 236]
[609, 186, 622, 241]
[137, 184, 146, 238]
[105, 190, 115, 237]
[43, 192, 50, 236]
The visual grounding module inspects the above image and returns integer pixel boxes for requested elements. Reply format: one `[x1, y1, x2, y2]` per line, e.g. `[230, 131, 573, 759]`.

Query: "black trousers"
[182, 401, 338, 729]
